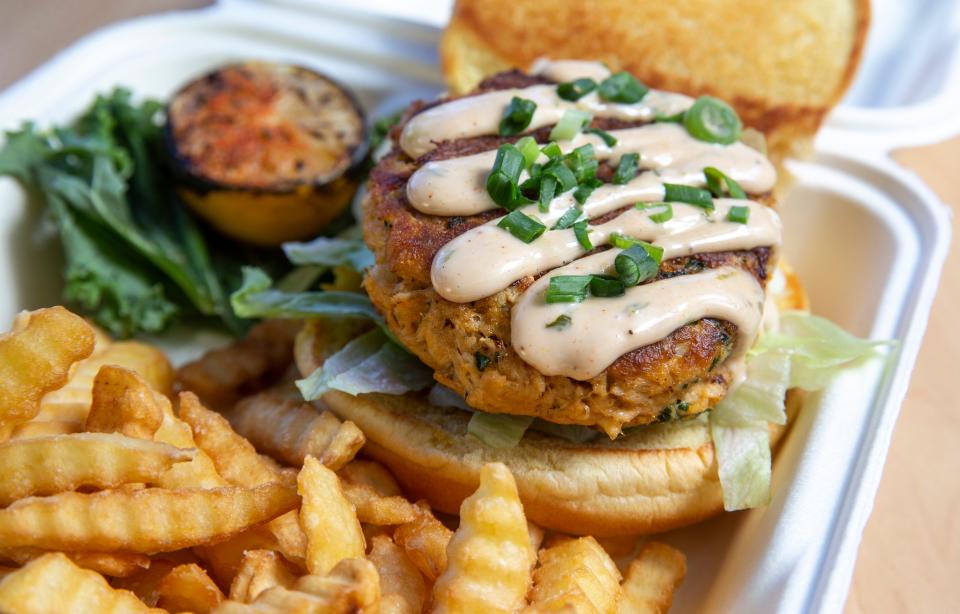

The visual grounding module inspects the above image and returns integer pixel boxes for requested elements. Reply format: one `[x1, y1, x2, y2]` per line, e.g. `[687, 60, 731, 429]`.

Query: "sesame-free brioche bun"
[440, 0, 869, 165]
[296, 266, 808, 535]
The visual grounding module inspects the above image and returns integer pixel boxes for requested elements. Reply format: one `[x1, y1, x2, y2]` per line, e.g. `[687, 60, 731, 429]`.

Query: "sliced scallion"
[515, 136, 540, 169]
[573, 220, 593, 250]
[546, 275, 593, 303]
[615, 245, 660, 287]
[546, 314, 572, 329]
[703, 166, 747, 199]
[648, 203, 674, 223]
[573, 178, 603, 204]
[486, 144, 526, 208]
[542, 159, 578, 193]
[663, 183, 714, 210]
[557, 78, 597, 101]
[683, 96, 742, 145]
[552, 206, 582, 230]
[538, 175, 557, 212]
[598, 71, 649, 104]
[564, 144, 598, 183]
[655, 111, 686, 124]
[611, 232, 664, 263]
[541, 141, 563, 160]
[613, 153, 640, 185]
[727, 205, 750, 224]
[549, 109, 592, 141]
[497, 210, 546, 243]
[584, 127, 618, 147]
[589, 275, 625, 298]
[499, 96, 537, 137]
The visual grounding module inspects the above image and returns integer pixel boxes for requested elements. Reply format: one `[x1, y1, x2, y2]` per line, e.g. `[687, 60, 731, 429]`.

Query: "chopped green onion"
[497, 210, 546, 243]
[538, 175, 557, 212]
[589, 275, 625, 298]
[663, 183, 714, 210]
[573, 220, 593, 250]
[573, 178, 603, 204]
[683, 96, 742, 145]
[486, 144, 526, 208]
[584, 128, 618, 147]
[499, 96, 537, 136]
[609, 233, 664, 263]
[597, 71, 649, 104]
[542, 159, 578, 193]
[615, 245, 660, 286]
[557, 78, 597, 101]
[475, 352, 490, 370]
[648, 203, 674, 223]
[546, 275, 593, 303]
[552, 206, 582, 230]
[613, 153, 640, 184]
[519, 163, 542, 196]
[727, 205, 750, 224]
[704, 166, 747, 199]
[655, 111, 686, 123]
[515, 136, 541, 169]
[546, 314, 572, 330]
[549, 109, 592, 141]
[541, 141, 563, 160]
[564, 144, 598, 182]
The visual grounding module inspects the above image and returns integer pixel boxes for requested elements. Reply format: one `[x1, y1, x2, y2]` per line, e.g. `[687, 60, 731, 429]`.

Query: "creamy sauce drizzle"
[402, 60, 781, 382]
[407, 123, 775, 216]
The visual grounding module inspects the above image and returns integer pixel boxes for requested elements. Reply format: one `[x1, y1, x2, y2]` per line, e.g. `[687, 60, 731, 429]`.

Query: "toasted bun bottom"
[321, 389, 801, 536]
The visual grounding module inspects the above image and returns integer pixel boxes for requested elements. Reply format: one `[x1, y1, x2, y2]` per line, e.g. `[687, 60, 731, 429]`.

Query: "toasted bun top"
[440, 0, 869, 163]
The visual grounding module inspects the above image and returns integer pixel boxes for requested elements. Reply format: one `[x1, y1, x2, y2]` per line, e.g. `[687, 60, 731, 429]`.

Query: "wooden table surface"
[2, 2, 957, 611]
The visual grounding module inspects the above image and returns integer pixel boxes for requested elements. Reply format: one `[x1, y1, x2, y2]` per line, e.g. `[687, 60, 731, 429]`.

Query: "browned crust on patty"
[363, 71, 776, 434]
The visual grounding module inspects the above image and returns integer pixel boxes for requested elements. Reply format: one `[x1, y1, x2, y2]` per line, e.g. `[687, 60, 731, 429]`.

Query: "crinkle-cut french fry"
[0, 307, 95, 430]
[298, 455, 365, 575]
[369, 535, 426, 614]
[157, 562, 225, 614]
[178, 319, 303, 409]
[342, 481, 418, 526]
[431, 462, 535, 614]
[393, 501, 453, 582]
[267, 509, 307, 569]
[37, 340, 174, 428]
[525, 536, 623, 614]
[617, 542, 687, 614]
[0, 553, 161, 613]
[229, 386, 364, 469]
[338, 459, 404, 496]
[86, 365, 166, 439]
[193, 524, 279, 591]
[8, 419, 79, 440]
[229, 550, 299, 603]
[0, 433, 195, 506]
[294, 558, 380, 610]
[0, 482, 298, 553]
[0, 548, 150, 578]
[178, 391, 289, 488]
[112, 560, 177, 607]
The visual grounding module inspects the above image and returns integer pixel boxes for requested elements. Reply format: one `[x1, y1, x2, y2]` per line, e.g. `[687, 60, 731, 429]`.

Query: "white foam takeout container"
[0, 1, 953, 612]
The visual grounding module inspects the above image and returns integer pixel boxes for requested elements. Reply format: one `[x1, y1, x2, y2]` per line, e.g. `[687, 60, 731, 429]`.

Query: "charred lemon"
[166, 62, 366, 246]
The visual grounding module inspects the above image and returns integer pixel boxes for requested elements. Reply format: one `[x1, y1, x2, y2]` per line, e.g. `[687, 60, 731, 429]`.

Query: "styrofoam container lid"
[0, 1, 952, 612]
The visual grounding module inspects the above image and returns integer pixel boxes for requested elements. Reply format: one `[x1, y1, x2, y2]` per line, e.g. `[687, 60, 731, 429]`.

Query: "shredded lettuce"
[467, 413, 534, 449]
[711, 311, 894, 511]
[231, 267, 381, 322]
[296, 329, 433, 400]
[282, 236, 374, 271]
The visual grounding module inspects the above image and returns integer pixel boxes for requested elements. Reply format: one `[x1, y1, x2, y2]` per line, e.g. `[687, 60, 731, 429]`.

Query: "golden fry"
[431, 462, 534, 614]
[0, 307, 95, 430]
[393, 501, 453, 582]
[298, 455, 365, 575]
[194, 525, 279, 590]
[0, 548, 150, 578]
[228, 550, 298, 603]
[526, 536, 622, 614]
[157, 563, 225, 614]
[369, 535, 426, 614]
[618, 542, 687, 614]
[7, 419, 79, 440]
[294, 558, 380, 611]
[229, 387, 364, 469]
[86, 365, 165, 439]
[266, 509, 308, 569]
[0, 482, 298, 553]
[178, 319, 302, 409]
[0, 553, 160, 613]
[0, 433, 194, 506]
[178, 391, 288, 488]
[342, 481, 418, 525]
[151, 391, 227, 489]
[339, 459, 404, 496]
[113, 560, 177, 607]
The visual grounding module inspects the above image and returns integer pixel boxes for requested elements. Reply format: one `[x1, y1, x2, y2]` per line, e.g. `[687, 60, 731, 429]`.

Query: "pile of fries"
[0, 307, 686, 613]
